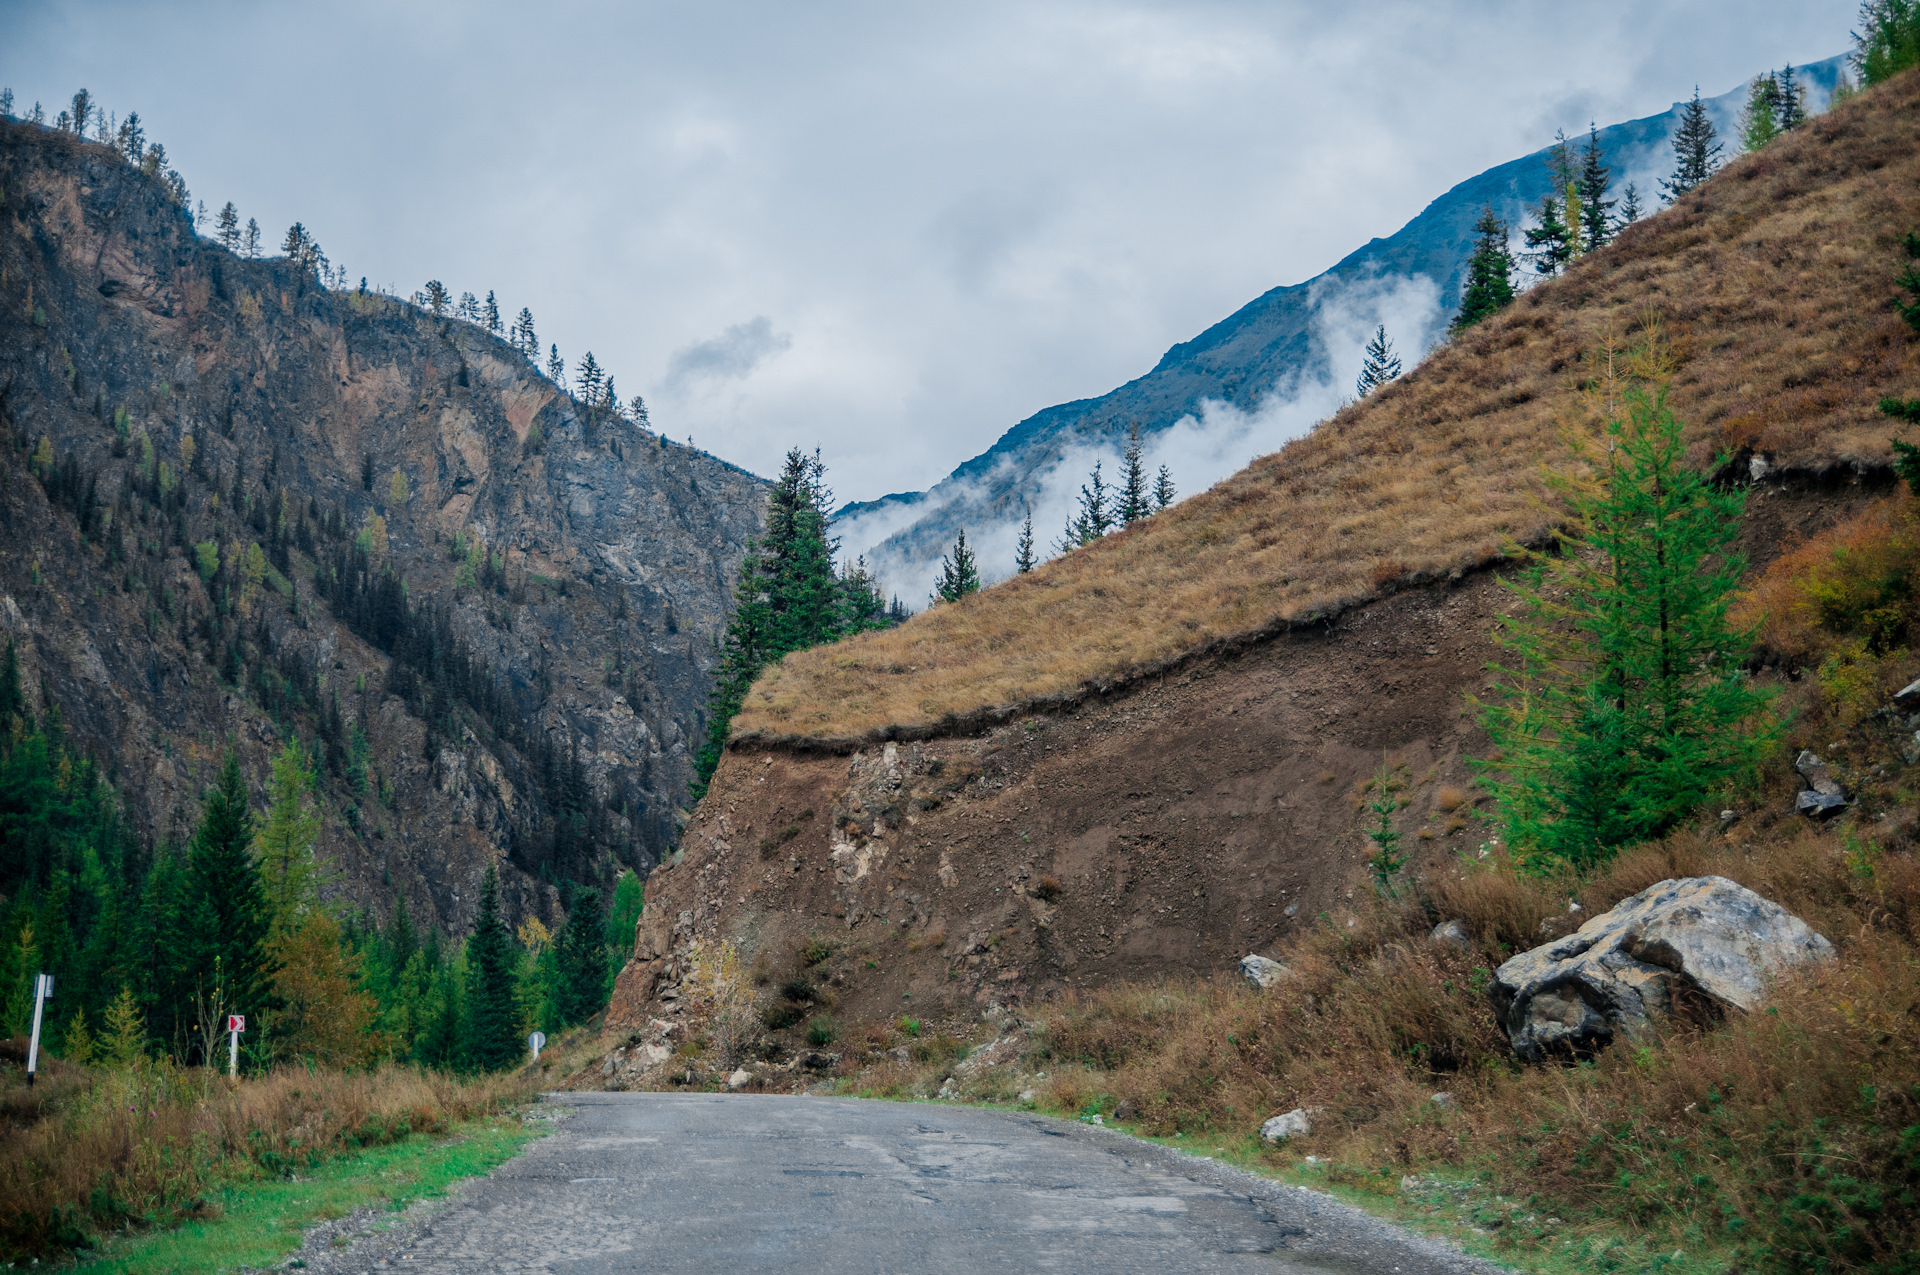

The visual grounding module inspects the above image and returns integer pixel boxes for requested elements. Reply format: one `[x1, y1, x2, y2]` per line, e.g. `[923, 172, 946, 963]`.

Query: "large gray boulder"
[1239, 955, 1292, 990]
[1489, 876, 1833, 1061]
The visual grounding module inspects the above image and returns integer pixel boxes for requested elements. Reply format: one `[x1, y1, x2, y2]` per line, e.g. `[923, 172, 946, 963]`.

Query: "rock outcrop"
[1489, 876, 1834, 1061]
[1239, 955, 1291, 989]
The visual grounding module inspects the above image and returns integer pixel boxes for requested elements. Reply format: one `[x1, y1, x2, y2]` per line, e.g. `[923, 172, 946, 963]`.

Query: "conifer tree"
[575, 352, 604, 409]
[424, 280, 449, 317]
[255, 742, 321, 935]
[1774, 64, 1808, 132]
[514, 309, 536, 355]
[1118, 424, 1150, 523]
[546, 345, 565, 384]
[484, 291, 501, 333]
[68, 89, 91, 137]
[1476, 373, 1776, 870]
[184, 751, 279, 1041]
[934, 529, 981, 604]
[1576, 125, 1615, 252]
[1614, 183, 1644, 231]
[605, 870, 643, 980]
[1856, 0, 1920, 84]
[1739, 74, 1782, 152]
[555, 885, 606, 1026]
[1153, 464, 1176, 511]
[1059, 460, 1113, 550]
[216, 202, 239, 253]
[1355, 325, 1402, 397]
[242, 217, 260, 259]
[457, 291, 479, 322]
[463, 864, 519, 1070]
[1524, 192, 1574, 277]
[1451, 206, 1515, 333]
[1014, 508, 1036, 574]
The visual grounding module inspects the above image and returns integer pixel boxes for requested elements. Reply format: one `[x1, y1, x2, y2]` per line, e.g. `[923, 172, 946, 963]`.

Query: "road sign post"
[227, 1014, 245, 1077]
[25, 974, 52, 1086]
[528, 1031, 546, 1062]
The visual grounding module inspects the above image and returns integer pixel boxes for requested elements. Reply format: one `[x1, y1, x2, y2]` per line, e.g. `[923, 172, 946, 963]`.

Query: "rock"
[727, 1068, 752, 1090]
[1429, 1092, 1455, 1109]
[936, 1078, 958, 1100]
[1748, 454, 1772, 482]
[799, 1051, 840, 1072]
[1428, 920, 1471, 949]
[1259, 1108, 1315, 1142]
[1798, 790, 1848, 818]
[1905, 733, 1920, 767]
[1793, 751, 1847, 817]
[1114, 1102, 1136, 1121]
[1895, 676, 1920, 707]
[1239, 954, 1292, 989]
[1018, 1088, 1037, 1104]
[1490, 876, 1834, 1062]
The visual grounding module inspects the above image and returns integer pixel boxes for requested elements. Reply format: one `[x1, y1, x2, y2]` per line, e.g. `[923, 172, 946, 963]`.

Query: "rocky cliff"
[0, 118, 766, 932]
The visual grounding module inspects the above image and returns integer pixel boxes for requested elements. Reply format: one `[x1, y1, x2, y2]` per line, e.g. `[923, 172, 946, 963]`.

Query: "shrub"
[806, 1016, 838, 1047]
[1032, 875, 1062, 902]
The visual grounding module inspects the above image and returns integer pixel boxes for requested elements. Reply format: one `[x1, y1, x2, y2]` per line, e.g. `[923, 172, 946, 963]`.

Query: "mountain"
[0, 117, 765, 933]
[839, 54, 1850, 602]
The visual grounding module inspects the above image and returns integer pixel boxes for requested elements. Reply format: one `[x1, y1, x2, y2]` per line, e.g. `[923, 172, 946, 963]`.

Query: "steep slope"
[0, 118, 766, 932]
[841, 55, 1850, 599]
[607, 69, 1920, 1044]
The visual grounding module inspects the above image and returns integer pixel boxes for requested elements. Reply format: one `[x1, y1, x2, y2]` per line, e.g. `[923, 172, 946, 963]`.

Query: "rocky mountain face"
[841, 55, 1848, 598]
[0, 119, 766, 933]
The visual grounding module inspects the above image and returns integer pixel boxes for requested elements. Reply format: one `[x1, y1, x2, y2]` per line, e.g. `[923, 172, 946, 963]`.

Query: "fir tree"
[183, 751, 279, 1042]
[839, 555, 891, 633]
[1774, 64, 1808, 132]
[1451, 206, 1515, 333]
[545, 345, 564, 384]
[1614, 183, 1644, 232]
[555, 885, 606, 1026]
[1524, 192, 1575, 277]
[1856, 0, 1920, 85]
[1153, 464, 1176, 511]
[1739, 74, 1782, 152]
[216, 202, 240, 253]
[1060, 460, 1113, 550]
[242, 217, 260, 259]
[462, 864, 519, 1070]
[1355, 325, 1402, 397]
[1475, 379, 1777, 870]
[933, 529, 981, 604]
[1014, 507, 1036, 574]
[1118, 424, 1150, 523]
[1576, 125, 1615, 252]
[484, 291, 501, 333]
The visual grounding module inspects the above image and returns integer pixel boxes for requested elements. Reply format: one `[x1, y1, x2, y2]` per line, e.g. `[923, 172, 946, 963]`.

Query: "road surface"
[291, 1093, 1501, 1274]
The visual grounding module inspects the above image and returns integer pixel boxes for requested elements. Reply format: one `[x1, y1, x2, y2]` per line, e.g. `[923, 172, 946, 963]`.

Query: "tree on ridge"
[1355, 325, 1402, 398]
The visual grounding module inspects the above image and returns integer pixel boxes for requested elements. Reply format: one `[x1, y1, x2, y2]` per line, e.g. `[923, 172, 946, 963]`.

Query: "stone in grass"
[1259, 1108, 1314, 1142]
[1428, 920, 1470, 949]
[1793, 750, 1846, 819]
[1239, 954, 1292, 990]
[727, 1068, 752, 1089]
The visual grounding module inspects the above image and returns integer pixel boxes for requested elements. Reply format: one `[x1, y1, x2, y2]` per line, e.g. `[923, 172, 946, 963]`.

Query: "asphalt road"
[293, 1093, 1501, 1274]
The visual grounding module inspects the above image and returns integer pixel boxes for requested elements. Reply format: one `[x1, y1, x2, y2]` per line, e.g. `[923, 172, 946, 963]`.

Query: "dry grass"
[0, 1057, 534, 1260]
[737, 70, 1920, 742]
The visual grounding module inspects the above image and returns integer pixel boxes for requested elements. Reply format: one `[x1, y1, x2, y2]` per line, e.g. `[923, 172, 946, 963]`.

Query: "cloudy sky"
[4, 1, 1854, 501]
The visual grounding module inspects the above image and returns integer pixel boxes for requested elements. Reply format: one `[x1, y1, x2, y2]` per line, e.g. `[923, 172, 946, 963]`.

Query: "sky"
[2, 0, 1857, 502]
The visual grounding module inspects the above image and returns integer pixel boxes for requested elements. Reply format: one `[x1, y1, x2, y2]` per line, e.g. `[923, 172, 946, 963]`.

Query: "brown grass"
[737, 70, 1920, 742]
[0, 1058, 533, 1260]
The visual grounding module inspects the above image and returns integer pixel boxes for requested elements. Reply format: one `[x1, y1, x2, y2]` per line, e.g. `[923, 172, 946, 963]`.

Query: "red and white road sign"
[228, 1015, 246, 1032]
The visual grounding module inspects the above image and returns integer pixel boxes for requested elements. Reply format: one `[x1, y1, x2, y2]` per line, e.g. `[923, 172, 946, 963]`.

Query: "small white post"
[226, 1014, 245, 1078]
[24, 974, 51, 1086]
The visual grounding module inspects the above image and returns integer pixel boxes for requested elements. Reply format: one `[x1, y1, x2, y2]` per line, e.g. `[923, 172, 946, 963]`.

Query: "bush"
[806, 1016, 838, 1047]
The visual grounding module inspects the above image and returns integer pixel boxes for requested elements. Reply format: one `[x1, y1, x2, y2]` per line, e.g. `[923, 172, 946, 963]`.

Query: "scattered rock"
[936, 1078, 958, 1100]
[1490, 876, 1834, 1062]
[1239, 954, 1292, 990]
[1429, 1092, 1455, 1109]
[1794, 750, 1847, 817]
[1798, 791, 1848, 818]
[727, 1068, 752, 1090]
[1748, 454, 1772, 482]
[1428, 919, 1470, 949]
[1259, 1108, 1315, 1142]
[1894, 676, 1920, 708]
[1018, 1088, 1037, 1104]
[799, 1051, 840, 1072]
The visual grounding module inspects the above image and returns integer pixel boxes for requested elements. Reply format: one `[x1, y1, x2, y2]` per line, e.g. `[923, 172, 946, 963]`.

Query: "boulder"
[1428, 920, 1471, 949]
[1894, 675, 1920, 708]
[727, 1068, 752, 1090]
[1794, 750, 1846, 817]
[1490, 876, 1834, 1062]
[1259, 1108, 1315, 1142]
[1239, 954, 1292, 989]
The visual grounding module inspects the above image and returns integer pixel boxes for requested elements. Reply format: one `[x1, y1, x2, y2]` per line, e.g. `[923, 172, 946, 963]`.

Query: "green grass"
[69, 1116, 541, 1274]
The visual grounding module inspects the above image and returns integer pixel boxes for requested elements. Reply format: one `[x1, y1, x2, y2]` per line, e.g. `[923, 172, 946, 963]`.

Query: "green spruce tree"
[183, 751, 279, 1044]
[1524, 192, 1575, 277]
[933, 529, 981, 604]
[1153, 464, 1176, 511]
[1451, 206, 1516, 333]
[1118, 424, 1150, 523]
[1661, 88, 1723, 204]
[1773, 64, 1808, 132]
[1576, 125, 1615, 252]
[1014, 507, 1036, 574]
[1355, 325, 1402, 397]
[462, 864, 520, 1070]
[556, 885, 607, 1026]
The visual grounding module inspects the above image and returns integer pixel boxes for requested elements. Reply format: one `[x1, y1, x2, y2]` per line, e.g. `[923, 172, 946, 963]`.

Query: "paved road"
[295, 1093, 1500, 1274]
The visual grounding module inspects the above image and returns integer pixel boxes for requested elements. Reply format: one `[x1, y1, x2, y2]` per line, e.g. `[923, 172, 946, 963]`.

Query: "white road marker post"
[24, 974, 52, 1086]
[227, 1014, 245, 1078]
[528, 1031, 546, 1063]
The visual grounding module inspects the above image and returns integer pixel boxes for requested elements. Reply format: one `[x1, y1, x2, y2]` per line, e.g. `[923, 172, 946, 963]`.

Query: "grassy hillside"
[736, 69, 1920, 744]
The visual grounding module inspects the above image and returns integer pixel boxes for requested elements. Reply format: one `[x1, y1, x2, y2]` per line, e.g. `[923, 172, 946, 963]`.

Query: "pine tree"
[183, 751, 279, 1043]
[1576, 125, 1615, 252]
[1153, 464, 1176, 511]
[933, 529, 981, 604]
[515, 309, 536, 356]
[1014, 508, 1036, 574]
[1857, 0, 1920, 84]
[545, 345, 564, 384]
[1739, 74, 1782, 152]
[1475, 377, 1777, 871]
[575, 352, 604, 409]
[243, 217, 260, 259]
[1451, 206, 1516, 333]
[216, 202, 240, 253]
[1118, 424, 1150, 523]
[555, 885, 606, 1026]
[1774, 64, 1808, 132]
[1355, 325, 1402, 397]
[463, 864, 519, 1070]
[1524, 192, 1575, 277]
[424, 280, 449, 317]
[457, 291, 479, 322]
[255, 742, 321, 935]
[68, 89, 91, 137]
[484, 291, 501, 333]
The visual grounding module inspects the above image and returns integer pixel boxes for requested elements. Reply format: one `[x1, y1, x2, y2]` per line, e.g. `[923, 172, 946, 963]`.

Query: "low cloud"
[664, 316, 791, 394]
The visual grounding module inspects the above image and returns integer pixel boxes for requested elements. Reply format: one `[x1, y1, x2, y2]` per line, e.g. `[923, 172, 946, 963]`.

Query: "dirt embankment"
[608, 476, 1881, 1040]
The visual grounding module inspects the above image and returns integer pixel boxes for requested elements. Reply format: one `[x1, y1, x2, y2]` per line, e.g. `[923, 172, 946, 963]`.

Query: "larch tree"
[255, 742, 321, 936]
[933, 529, 981, 604]
[1739, 74, 1781, 152]
[1451, 206, 1515, 333]
[1355, 325, 1402, 397]
[1856, 0, 1920, 84]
